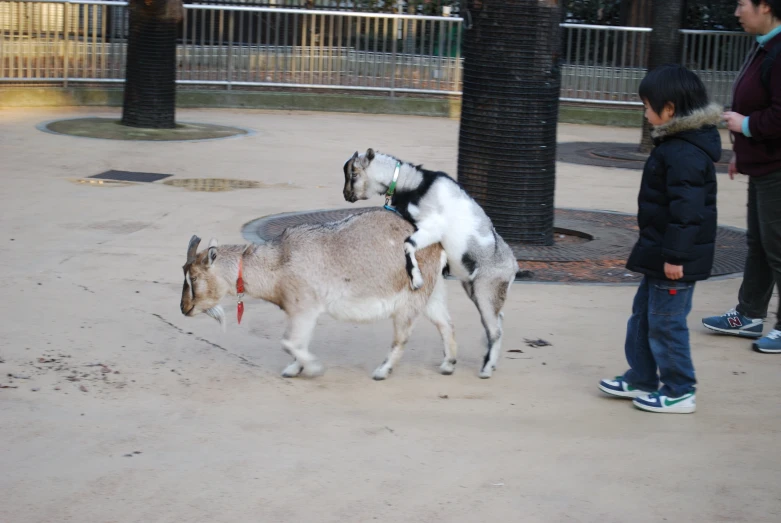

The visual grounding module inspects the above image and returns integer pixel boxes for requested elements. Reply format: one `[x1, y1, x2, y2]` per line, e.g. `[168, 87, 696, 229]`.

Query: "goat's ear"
[359, 148, 374, 168]
[351, 151, 359, 160]
[205, 246, 217, 266]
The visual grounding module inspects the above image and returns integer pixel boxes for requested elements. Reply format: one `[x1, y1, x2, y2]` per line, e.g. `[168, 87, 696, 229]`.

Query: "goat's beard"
[205, 305, 226, 331]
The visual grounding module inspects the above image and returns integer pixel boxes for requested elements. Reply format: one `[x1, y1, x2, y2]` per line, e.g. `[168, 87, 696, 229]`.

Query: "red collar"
[236, 257, 245, 324]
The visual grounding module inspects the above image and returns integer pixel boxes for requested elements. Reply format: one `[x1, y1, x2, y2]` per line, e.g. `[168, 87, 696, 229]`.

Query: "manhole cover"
[41, 118, 250, 142]
[91, 170, 172, 183]
[558, 142, 733, 173]
[242, 207, 747, 284]
[163, 178, 260, 192]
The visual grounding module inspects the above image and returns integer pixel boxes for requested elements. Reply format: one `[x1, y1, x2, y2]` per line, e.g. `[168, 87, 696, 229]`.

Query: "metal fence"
[0, 0, 758, 106]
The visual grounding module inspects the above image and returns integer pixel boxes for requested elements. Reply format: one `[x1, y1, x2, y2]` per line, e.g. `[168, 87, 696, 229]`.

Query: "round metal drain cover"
[557, 142, 733, 173]
[242, 207, 747, 284]
[41, 118, 249, 142]
[164, 178, 260, 192]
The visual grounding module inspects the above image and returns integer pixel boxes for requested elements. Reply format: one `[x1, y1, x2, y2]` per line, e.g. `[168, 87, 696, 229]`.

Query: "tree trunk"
[619, 0, 652, 27]
[121, 0, 184, 129]
[639, 0, 685, 152]
[457, 0, 561, 245]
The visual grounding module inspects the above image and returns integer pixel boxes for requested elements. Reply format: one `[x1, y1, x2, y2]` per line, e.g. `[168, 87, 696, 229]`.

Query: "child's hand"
[664, 263, 684, 280]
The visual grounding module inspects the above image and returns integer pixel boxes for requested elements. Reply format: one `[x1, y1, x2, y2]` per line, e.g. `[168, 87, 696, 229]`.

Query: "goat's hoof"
[478, 367, 493, 379]
[301, 361, 325, 378]
[439, 361, 456, 375]
[372, 367, 391, 380]
[281, 362, 303, 378]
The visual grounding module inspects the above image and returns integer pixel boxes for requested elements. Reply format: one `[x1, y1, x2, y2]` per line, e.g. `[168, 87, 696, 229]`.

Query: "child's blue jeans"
[622, 276, 697, 398]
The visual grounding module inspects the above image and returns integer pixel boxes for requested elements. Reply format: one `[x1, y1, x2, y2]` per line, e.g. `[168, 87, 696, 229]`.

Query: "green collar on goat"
[383, 161, 402, 212]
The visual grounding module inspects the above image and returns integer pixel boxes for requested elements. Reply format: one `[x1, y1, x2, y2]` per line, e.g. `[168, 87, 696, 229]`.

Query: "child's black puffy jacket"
[626, 103, 721, 282]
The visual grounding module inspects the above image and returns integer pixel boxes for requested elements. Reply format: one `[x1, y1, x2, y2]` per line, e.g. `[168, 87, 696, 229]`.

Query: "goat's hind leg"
[404, 228, 441, 291]
[280, 309, 323, 378]
[373, 312, 417, 380]
[463, 277, 509, 379]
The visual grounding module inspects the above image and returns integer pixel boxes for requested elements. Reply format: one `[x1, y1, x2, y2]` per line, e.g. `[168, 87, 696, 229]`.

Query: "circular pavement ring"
[39, 117, 250, 142]
[557, 142, 733, 174]
[242, 207, 747, 284]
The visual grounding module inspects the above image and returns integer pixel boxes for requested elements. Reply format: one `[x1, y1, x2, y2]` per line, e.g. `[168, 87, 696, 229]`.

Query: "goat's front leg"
[425, 278, 458, 375]
[280, 309, 323, 378]
[404, 228, 441, 290]
[372, 312, 418, 380]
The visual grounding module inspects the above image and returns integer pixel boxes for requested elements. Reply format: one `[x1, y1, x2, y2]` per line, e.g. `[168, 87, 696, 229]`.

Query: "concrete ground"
[0, 106, 779, 523]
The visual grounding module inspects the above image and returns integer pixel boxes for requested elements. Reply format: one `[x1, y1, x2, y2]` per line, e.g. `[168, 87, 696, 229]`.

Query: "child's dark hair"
[638, 63, 709, 118]
[749, 0, 781, 20]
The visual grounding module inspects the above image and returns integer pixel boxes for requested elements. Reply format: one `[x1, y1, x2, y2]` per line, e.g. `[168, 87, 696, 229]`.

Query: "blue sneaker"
[633, 391, 696, 414]
[598, 375, 649, 398]
[753, 329, 781, 354]
[702, 308, 763, 338]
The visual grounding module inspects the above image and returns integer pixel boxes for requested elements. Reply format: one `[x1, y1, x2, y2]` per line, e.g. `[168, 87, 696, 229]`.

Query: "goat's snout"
[180, 299, 194, 316]
[343, 188, 356, 202]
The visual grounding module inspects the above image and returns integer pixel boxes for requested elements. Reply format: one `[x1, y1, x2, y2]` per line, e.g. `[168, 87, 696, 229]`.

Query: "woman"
[702, 0, 781, 354]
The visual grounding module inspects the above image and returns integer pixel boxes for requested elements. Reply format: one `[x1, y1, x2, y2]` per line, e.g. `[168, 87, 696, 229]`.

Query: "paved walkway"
[0, 106, 779, 522]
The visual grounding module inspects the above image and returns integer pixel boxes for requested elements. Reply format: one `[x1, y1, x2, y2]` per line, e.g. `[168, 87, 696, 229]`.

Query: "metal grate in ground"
[90, 170, 173, 183]
[242, 207, 747, 284]
[163, 178, 259, 192]
[557, 142, 733, 173]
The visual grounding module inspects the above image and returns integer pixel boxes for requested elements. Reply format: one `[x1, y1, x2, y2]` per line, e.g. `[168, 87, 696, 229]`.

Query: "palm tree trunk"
[121, 0, 184, 129]
[639, 0, 685, 152]
[457, 0, 562, 245]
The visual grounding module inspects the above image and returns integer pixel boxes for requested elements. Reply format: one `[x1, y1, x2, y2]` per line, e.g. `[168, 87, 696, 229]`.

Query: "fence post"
[391, 4, 401, 97]
[63, 1, 70, 87]
[227, 11, 234, 90]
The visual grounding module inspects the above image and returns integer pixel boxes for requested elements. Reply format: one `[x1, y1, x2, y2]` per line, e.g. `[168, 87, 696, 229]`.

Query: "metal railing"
[0, 0, 462, 93]
[559, 23, 651, 105]
[680, 29, 754, 107]
[0, 0, 759, 106]
[177, 5, 462, 93]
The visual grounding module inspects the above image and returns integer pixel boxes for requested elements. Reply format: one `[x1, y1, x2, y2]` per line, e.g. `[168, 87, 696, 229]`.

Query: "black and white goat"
[180, 209, 460, 380]
[343, 149, 519, 378]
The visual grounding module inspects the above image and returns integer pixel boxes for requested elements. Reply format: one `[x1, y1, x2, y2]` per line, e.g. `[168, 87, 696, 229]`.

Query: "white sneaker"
[598, 375, 649, 399]
[633, 391, 696, 414]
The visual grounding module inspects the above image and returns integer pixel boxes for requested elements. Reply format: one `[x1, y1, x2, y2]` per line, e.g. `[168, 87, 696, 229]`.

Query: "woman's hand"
[664, 263, 684, 281]
[722, 111, 746, 134]
[728, 154, 739, 180]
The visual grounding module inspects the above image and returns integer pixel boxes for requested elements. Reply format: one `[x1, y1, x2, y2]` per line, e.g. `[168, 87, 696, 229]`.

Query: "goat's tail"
[439, 251, 449, 275]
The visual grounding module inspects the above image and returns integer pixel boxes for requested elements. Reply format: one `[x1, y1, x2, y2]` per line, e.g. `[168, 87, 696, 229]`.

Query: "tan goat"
[180, 209, 458, 379]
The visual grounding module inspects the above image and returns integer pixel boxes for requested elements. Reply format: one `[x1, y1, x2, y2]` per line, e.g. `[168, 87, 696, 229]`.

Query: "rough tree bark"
[457, 0, 562, 245]
[639, 0, 685, 152]
[121, 0, 184, 129]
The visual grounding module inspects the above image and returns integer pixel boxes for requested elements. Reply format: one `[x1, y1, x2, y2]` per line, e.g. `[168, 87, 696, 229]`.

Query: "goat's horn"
[187, 235, 201, 262]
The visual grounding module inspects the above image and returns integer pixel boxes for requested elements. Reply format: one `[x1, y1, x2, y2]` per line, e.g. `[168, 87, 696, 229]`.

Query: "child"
[598, 64, 721, 414]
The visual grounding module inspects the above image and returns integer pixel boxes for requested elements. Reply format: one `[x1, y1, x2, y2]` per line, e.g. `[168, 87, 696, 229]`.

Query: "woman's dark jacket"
[731, 33, 781, 176]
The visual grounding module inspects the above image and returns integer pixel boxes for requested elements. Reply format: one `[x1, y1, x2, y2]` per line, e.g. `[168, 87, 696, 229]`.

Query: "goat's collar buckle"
[384, 161, 402, 209]
[236, 257, 245, 325]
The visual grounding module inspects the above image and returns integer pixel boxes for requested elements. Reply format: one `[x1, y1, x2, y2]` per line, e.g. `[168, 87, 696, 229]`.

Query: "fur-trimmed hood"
[651, 102, 723, 162]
